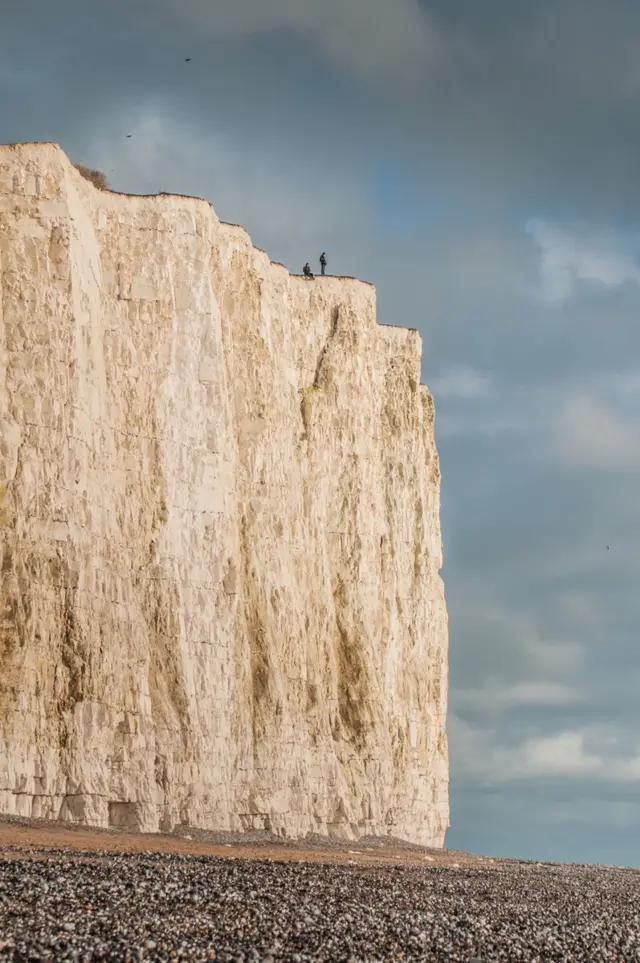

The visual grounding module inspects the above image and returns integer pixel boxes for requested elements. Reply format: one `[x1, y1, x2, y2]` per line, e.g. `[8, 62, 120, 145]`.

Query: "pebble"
[0, 849, 638, 960]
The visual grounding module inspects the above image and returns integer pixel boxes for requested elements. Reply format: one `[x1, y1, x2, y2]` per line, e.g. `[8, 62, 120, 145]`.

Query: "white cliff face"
[0, 143, 449, 845]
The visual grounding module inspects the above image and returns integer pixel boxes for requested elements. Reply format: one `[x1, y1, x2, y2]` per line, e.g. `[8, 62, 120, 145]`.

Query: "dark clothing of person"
[303, 263, 313, 277]
[320, 253, 327, 275]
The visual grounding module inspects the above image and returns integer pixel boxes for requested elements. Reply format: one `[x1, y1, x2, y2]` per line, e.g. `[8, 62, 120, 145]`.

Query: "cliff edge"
[0, 143, 449, 845]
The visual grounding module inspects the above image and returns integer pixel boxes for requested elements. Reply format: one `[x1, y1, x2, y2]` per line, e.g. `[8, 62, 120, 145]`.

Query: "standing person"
[319, 252, 327, 275]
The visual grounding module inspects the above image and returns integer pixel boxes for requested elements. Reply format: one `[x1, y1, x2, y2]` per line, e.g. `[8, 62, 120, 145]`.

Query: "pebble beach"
[0, 818, 638, 962]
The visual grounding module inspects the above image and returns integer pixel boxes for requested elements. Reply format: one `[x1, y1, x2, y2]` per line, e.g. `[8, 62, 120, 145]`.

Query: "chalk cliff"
[0, 143, 449, 845]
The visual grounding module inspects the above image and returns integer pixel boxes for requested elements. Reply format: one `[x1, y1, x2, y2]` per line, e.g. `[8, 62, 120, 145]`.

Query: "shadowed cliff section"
[0, 142, 449, 847]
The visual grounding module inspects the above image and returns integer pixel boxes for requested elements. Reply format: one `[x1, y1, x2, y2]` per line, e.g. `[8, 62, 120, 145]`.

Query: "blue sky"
[4, 0, 640, 866]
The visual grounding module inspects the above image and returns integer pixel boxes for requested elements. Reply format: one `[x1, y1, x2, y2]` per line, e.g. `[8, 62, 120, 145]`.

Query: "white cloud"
[551, 394, 640, 470]
[456, 681, 585, 714]
[448, 717, 597, 786]
[523, 728, 640, 784]
[170, 0, 445, 82]
[479, 604, 584, 676]
[451, 716, 640, 787]
[518, 730, 601, 776]
[430, 366, 492, 400]
[526, 219, 640, 302]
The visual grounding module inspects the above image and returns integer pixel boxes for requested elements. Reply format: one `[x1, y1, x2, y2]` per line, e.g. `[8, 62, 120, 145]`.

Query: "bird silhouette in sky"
[185, 58, 191, 62]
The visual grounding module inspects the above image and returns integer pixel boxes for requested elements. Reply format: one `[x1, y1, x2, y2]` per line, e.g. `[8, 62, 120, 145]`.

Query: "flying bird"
[185, 58, 191, 62]
[607, 545, 610, 550]
[126, 134, 132, 138]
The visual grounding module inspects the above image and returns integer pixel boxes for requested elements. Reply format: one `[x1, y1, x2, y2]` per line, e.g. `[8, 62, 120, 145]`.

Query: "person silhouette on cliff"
[319, 252, 327, 275]
[303, 263, 313, 278]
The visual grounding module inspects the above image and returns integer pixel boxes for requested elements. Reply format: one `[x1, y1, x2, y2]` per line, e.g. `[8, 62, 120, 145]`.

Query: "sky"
[3, 0, 640, 867]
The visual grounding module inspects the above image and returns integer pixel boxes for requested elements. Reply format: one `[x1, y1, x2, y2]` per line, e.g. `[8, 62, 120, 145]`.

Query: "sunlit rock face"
[0, 143, 449, 845]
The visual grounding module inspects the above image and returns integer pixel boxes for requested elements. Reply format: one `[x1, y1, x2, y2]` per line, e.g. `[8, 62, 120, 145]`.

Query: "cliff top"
[0, 139, 423, 336]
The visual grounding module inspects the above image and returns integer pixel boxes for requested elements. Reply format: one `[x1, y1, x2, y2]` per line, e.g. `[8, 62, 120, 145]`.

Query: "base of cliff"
[0, 813, 487, 869]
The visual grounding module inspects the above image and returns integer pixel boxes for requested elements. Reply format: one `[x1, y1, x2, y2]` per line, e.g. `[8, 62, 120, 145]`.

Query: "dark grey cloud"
[169, 0, 446, 83]
[7, 0, 640, 212]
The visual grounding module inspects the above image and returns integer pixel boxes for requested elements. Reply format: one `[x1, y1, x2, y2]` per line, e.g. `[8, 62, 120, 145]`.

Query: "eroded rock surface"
[0, 143, 449, 844]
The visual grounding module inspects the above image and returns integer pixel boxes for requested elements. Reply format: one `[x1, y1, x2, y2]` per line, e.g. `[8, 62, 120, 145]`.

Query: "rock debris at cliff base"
[1, 847, 639, 962]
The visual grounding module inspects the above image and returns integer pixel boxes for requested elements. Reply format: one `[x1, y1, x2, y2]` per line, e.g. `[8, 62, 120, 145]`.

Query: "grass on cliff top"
[73, 163, 110, 190]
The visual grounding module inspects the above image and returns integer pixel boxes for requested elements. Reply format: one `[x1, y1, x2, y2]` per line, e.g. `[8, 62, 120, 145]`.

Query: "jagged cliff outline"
[0, 143, 449, 845]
